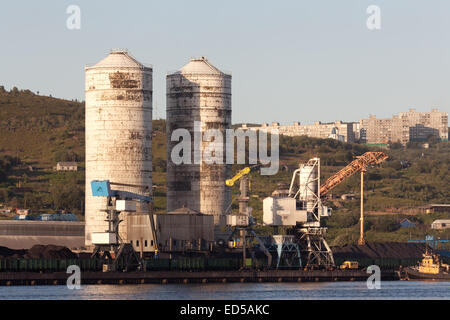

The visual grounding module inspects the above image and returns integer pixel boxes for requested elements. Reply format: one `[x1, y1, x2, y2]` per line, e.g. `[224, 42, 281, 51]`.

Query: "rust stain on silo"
[109, 72, 139, 89]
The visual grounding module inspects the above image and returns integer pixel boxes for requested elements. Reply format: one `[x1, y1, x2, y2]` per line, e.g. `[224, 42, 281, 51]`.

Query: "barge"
[0, 269, 399, 286]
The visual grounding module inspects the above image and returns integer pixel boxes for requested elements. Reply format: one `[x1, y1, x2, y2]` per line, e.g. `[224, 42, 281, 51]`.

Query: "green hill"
[0, 87, 448, 244]
[0, 87, 84, 216]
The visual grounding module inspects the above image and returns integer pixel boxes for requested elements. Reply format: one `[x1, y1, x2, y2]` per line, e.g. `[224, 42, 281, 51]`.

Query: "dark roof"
[418, 204, 450, 209]
[399, 219, 416, 227]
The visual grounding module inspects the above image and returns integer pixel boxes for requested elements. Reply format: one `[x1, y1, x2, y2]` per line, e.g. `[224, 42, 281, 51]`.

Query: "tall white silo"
[85, 50, 152, 246]
[166, 57, 232, 225]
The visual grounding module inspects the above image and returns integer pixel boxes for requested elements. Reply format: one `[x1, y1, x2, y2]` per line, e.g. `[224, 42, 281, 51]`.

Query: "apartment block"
[360, 109, 448, 145]
[241, 121, 355, 143]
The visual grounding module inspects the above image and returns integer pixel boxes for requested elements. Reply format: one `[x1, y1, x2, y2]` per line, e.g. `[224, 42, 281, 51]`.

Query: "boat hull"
[404, 267, 450, 281]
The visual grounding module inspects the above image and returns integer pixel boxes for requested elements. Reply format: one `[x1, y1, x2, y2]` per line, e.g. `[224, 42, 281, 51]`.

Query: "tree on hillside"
[49, 174, 84, 213]
[371, 217, 400, 232]
[53, 150, 82, 163]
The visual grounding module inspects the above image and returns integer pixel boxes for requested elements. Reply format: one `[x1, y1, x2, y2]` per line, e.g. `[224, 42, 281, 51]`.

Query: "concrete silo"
[85, 50, 152, 246]
[166, 57, 231, 225]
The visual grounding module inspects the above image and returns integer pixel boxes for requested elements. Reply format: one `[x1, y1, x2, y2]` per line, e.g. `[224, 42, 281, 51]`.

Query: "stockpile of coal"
[0, 246, 26, 259]
[0, 245, 77, 259]
[331, 242, 426, 260]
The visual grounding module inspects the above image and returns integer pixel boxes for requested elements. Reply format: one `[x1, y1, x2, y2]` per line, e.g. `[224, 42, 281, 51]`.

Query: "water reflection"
[0, 281, 448, 300]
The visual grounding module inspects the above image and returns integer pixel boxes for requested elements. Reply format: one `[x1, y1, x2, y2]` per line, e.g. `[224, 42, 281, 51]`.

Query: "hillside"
[0, 88, 448, 245]
[0, 87, 84, 216]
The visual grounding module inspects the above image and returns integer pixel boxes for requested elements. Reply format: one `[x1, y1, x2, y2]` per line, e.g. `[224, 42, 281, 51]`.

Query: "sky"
[0, 0, 449, 124]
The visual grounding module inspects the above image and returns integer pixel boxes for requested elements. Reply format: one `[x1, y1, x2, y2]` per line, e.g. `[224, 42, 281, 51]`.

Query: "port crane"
[225, 165, 261, 217]
[90, 180, 159, 272]
[320, 152, 388, 196]
[225, 165, 272, 268]
[319, 152, 388, 245]
[269, 152, 387, 268]
[285, 158, 335, 268]
[226, 152, 387, 269]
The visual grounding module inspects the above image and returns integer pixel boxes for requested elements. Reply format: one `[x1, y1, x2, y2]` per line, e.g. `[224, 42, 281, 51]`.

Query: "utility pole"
[358, 169, 366, 245]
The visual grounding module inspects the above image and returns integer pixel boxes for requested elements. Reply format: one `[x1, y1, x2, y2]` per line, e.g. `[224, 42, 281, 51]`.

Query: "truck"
[340, 261, 359, 270]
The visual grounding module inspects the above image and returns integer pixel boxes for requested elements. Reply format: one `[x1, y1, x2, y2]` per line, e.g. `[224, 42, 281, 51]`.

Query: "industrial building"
[166, 57, 232, 226]
[241, 121, 355, 143]
[125, 209, 214, 255]
[155, 208, 214, 253]
[84, 50, 153, 246]
[360, 109, 448, 145]
[415, 204, 450, 214]
[0, 220, 85, 249]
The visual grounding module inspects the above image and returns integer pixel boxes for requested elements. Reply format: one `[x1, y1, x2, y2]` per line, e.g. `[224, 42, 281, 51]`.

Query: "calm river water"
[0, 281, 448, 300]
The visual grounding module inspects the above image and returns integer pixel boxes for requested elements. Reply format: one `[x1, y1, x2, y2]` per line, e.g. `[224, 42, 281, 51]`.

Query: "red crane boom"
[320, 152, 388, 196]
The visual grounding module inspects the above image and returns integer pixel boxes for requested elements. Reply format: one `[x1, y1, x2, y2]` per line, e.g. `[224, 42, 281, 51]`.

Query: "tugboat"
[402, 248, 450, 280]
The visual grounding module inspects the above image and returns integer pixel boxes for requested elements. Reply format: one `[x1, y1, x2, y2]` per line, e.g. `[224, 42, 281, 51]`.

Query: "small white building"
[341, 193, 357, 200]
[431, 219, 450, 230]
[0, 208, 13, 216]
[56, 162, 78, 171]
[16, 208, 31, 215]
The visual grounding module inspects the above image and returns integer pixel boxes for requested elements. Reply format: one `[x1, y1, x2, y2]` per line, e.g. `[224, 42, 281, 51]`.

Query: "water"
[0, 281, 448, 300]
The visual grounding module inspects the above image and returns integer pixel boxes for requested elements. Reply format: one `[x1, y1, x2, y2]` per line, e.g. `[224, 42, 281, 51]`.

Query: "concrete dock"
[0, 269, 398, 286]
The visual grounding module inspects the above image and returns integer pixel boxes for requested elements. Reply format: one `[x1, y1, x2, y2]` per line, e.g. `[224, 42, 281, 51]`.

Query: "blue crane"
[90, 180, 158, 272]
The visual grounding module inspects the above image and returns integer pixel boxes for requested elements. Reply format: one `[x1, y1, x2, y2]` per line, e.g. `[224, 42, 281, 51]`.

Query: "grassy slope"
[0, 88, 84, 216]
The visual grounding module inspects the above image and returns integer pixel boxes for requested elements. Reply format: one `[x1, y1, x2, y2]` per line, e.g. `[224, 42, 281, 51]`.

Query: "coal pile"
[0, 245, 77, 259]
[24, 245, 78, 259]
[331, 242, 427, 260]
[0, 246, 27, 259]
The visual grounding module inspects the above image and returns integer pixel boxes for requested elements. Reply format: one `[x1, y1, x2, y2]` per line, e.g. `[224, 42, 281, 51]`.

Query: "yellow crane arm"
[226, 165, 261, 187]
[320, 152, 388, 196]
[226, 167, 251, 186]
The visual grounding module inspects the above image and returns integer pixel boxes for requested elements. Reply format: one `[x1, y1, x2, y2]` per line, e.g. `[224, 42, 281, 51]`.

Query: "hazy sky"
[1, 0, 449, 124]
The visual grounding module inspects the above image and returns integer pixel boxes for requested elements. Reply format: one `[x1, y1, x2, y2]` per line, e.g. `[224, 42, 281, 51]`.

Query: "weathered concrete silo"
[166, 57, 231, 225]
[85, 50, 152, 246]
